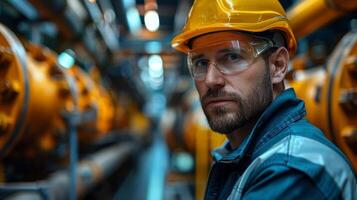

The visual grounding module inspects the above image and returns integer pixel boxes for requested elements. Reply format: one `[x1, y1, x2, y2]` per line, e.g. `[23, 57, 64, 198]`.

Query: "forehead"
[190, 31, 256, 50]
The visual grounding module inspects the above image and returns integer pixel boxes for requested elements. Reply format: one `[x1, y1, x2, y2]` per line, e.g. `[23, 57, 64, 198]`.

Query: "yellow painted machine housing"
[289, 31, 357, 172]
[0, 26, 72, 158]
[67, 66, 115, 144]
[288, 0, 357, 39]
[0, 24, 116, 160]
[0, 25, 29, 156]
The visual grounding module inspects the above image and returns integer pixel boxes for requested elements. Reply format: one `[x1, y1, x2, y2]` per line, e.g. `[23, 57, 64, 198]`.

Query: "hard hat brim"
[172, 21, 297, 56]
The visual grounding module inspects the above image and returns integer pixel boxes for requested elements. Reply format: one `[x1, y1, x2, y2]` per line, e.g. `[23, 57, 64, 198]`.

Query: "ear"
[269, 47, 289, 84]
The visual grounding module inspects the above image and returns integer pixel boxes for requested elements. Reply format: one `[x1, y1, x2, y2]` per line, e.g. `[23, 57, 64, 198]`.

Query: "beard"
[201, 66, 273, 134]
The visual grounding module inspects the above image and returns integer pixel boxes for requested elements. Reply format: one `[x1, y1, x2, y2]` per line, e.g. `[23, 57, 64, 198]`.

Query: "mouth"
[203, 97, 236, 108]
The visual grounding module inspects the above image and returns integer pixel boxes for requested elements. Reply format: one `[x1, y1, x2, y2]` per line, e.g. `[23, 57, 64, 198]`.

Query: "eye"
[217, 50, 250, 72]
[225, 53, 241, 62]
[194, 59, 209, 69]
[219, 52, 245, 64]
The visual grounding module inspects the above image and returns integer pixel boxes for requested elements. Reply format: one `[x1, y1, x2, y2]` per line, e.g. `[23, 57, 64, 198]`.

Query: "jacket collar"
[212, 88, 306, 163]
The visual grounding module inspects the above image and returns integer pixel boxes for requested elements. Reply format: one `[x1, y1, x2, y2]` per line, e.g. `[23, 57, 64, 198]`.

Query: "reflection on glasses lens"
[188, 39, 272, 80]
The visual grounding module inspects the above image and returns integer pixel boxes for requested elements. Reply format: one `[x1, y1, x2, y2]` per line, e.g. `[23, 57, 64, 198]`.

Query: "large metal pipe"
[1, 142, 137, 200]
[287, 0, 357, 39]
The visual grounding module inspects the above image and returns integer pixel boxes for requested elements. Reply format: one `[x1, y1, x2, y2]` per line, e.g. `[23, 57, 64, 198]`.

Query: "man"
[171, 0, 357, 199]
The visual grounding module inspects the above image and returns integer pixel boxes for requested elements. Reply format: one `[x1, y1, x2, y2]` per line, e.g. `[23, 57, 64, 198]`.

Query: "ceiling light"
[144, 10, 160, 32]
[148, 55, 163, 78]
[126, 7, 142, 34]
[58, 50, 75, 69]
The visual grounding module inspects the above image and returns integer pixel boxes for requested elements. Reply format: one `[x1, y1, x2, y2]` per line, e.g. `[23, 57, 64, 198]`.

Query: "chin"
[206, 112, 244, 134]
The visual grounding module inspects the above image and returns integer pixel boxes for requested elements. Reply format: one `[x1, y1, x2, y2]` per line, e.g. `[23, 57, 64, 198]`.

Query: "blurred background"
[0, 0, 357, 199]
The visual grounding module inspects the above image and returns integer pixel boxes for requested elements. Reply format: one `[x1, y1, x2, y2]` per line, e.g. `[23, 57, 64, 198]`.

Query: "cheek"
[194, 81, 206, 97]
[227, 62, 269, 95]
[246, 60, 268, 81]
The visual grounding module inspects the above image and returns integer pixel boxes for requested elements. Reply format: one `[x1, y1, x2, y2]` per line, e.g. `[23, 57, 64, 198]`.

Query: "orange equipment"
[287, 0, 357, 172]
[0, 23, 115, 160]
[67, 66, 115, 144]
[289, 30, 357, 171]
[0, 24, 72, 158]
[288, 0, 357, 39]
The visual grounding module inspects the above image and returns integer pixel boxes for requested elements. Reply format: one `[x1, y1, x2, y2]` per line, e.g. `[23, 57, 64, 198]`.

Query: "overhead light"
[58, 50, 75, 69]
[123, 0, 142, 34]
[144, 10, 160, 32]
[173, 152, 194, 172]
[126, 7, 142, 34]
[147, 55, 164, 89]
[148, 55, 163, 78]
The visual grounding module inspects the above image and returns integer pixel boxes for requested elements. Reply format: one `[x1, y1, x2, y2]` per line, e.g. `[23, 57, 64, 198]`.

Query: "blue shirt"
[205, 89, 357, 200]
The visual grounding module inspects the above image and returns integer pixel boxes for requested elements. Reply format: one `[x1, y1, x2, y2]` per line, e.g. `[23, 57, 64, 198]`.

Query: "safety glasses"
[187, 37, 274, 81]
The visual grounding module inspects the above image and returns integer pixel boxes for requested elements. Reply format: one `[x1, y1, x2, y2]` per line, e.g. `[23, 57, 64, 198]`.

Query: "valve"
[339, 89, 357, 112]
[0, 80, 19, 104]
[342, 127, 357, 154]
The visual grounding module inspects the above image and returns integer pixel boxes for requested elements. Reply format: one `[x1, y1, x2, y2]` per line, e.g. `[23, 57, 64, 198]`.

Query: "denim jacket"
[205, 89, 357, 200]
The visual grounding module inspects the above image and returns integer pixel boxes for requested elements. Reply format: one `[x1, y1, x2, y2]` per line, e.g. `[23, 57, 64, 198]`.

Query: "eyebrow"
[217, 48, 249, 57]
[191, 54, 205, 61]
[217, 48, 241, 54]
[216, 48, 234, 54]
[191, 47, 244, 61]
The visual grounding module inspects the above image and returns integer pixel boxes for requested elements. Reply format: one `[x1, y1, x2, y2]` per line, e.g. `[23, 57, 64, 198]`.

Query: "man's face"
[191, 32, 274, 134]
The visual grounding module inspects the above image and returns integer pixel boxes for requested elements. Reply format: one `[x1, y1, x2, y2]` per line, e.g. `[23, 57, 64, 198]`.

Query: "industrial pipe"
[1, 142, 137, 200]
[287, 0, 357, 39]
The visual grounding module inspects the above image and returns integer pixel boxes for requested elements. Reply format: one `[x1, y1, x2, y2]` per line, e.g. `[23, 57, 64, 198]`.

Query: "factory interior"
[0, 0, 357, 199]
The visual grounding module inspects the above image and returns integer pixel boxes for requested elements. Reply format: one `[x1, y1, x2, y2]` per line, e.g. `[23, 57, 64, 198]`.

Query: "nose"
[204, 63, 225, 89]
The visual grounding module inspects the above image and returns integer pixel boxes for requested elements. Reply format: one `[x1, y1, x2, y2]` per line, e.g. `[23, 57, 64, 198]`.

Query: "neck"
[226, 119, 257, 149]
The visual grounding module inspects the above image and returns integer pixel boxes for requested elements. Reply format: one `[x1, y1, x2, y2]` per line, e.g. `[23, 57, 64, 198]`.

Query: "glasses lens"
[188, 39, 271, 80]
[188, 56, 210, 79]
[215, 47, 253, 73]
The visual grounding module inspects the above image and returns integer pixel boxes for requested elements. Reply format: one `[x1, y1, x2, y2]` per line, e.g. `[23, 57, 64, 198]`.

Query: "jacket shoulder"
[249, 129, 357, 200]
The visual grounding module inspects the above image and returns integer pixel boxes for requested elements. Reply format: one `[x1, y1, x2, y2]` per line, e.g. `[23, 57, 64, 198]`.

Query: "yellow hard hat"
[171, 0, 297, 56]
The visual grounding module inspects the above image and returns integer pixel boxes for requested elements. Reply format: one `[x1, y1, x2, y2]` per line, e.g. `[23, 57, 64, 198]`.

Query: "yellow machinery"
[0, 23, 116, 169]
[288, 0, 357, 171]
[67, 66, 115, 144]
[288, 0, 357, 39]
[0, 25, 72, 159]
[0, 23, 152, 199]
[289, 30, 357, 171]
